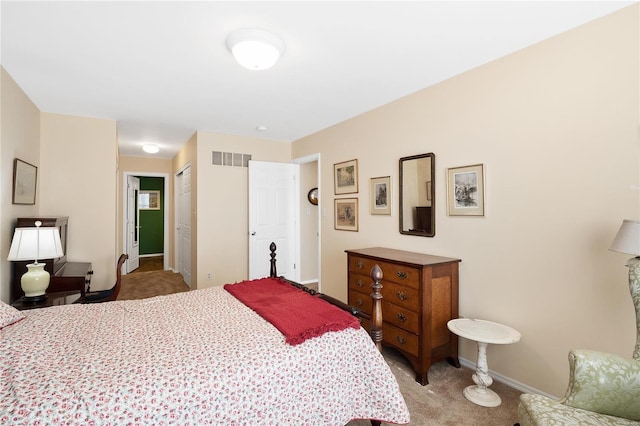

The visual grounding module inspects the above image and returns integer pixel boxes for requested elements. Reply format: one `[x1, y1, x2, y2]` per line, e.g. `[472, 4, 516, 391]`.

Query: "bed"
[0, 245, 409, 425]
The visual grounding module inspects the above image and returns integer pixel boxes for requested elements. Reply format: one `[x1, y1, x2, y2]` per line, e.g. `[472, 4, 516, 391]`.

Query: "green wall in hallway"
[139, 176, 164, 255]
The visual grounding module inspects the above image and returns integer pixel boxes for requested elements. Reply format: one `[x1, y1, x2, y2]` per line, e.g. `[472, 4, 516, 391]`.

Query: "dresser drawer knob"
[396, 313, 407, 322]
[355, 298, 363, 306]
[396, 271, 408, 279]
[396, 335, 407, 345]
[356, 260, 365, 269]
[356, 279, 364, 288]
[396, 291, 408, 301]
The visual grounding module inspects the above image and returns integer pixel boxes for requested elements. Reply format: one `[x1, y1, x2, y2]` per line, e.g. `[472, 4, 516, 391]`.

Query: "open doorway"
[122, 172, 170, 274]
[294, 154, 321, 291]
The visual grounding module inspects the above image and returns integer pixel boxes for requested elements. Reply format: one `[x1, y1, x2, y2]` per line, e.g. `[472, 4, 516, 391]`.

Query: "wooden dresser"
[346, 247, 461, 385]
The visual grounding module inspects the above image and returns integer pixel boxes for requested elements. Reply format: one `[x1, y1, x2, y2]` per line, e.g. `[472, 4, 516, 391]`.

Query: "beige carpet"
[130, 256, 164, 273]
[116, 270, 522, 424]
[348, 347, 521, 425]
[118, 269, 190, 300]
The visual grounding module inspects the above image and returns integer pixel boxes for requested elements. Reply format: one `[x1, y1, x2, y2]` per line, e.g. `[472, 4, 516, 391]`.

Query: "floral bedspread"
[1, 287, 409, 425]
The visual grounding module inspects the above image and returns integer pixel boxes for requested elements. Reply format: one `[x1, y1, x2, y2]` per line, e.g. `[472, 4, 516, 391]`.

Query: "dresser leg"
[447, 355, 461, 368]
[416, 372, 429, 386]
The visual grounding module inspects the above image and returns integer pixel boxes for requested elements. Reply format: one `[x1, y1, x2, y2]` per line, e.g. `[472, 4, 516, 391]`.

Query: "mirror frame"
[399, 153, 435, 237]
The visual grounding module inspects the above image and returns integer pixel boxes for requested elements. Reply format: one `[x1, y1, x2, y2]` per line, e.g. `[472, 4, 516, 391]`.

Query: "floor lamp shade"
[7, 225, 64, 299]
[609, 219, 640, 360]
[610, 219, 640, 256]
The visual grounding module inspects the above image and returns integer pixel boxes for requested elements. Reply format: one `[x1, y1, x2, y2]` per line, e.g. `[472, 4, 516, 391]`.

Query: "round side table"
[447, 318, 521, 407]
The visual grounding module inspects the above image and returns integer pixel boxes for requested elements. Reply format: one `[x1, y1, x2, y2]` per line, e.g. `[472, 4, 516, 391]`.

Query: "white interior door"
[176, 166, 192, 287]
[249, 161, 298, 280]
[126, 175, 140, 272]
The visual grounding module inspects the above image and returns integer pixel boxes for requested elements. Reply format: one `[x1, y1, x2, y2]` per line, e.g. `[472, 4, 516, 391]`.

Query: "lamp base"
[627, 257, 640, 360]
[21, 294, 48, 303]
[21, 262, 51, 300]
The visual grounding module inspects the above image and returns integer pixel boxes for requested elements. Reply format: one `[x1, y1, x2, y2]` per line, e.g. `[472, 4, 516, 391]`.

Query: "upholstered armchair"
[517, 349, 640, 425]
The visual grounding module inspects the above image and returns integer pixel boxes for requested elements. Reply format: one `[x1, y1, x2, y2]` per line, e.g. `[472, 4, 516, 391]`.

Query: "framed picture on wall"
[334, 159, 358, 194]
[370, 176, 391, 215]
[446, 164, 485, 216]
[139, 190, 161, 210]
[12, 158, 37, 205]
[334, 198, 358, 231]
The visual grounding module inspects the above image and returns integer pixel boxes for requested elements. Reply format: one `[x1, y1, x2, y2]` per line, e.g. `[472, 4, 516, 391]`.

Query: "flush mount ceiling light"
[142, 144, 160, 154]
[226, 29, 285, 71]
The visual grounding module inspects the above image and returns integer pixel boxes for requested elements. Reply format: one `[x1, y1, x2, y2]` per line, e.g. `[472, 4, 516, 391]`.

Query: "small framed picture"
[334, 159, 358, 195]
[12, 158, 37, 205]
[334, 198, 359, 231]
[139, 190, 161, 210]
[370, 176, 391, 215]
[447, 164, 485, 216]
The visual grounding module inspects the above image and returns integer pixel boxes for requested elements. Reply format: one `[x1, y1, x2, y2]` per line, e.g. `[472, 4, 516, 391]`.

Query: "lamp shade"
[609, 219, 640, 256]
[226, 29, 285, 70]
[7, 226, 64, 262]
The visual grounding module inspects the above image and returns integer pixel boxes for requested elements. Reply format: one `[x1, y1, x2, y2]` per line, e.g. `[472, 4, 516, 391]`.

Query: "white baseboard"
[139, 253, 164, 258]
[297, 279, 318, 285]
[458, 356, 557, 400]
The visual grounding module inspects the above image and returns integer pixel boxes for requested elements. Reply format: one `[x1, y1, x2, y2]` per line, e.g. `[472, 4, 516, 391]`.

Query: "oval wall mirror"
[399, 153, 435, 237]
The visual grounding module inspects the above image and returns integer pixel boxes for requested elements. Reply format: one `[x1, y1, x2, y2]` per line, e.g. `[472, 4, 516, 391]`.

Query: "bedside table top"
[448, 318, 521, 345]
[11, 291, 82, 311]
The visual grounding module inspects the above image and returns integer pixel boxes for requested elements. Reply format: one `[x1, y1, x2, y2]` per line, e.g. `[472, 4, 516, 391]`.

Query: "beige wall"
[195, 131, 290, 287]
[118, 156, 175, 269]
[292, 5, 639, 396]
[39, 113, 118, 291]
[0, 68, 40, 303]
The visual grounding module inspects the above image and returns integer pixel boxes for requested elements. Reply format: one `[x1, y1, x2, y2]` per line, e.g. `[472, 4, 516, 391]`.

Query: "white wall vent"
[212, 151, 252, 167]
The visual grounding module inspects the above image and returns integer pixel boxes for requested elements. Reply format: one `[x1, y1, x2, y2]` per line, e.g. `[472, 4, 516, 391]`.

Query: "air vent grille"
[212, 151, 252, 167]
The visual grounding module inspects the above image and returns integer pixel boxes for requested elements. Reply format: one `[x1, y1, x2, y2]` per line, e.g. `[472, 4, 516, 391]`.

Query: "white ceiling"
[1, 1, 633, 159]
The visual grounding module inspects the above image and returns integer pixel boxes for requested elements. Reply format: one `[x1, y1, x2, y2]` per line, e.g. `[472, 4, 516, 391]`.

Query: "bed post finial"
[269, 242, 277, 277]
[370, 264, 383, 352]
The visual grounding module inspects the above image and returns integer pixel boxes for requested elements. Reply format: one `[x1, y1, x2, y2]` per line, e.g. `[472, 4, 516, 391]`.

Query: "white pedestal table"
[447, 318, 521, 407]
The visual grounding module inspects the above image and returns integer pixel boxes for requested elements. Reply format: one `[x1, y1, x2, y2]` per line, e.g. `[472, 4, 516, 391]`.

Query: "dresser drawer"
[378, 262, 419, 289]
[348, 272, 372, 292]
[349, 291, 418, 334]
[383, 301, 419, 334]
[381, 280, 420, 312]
[383, 322, 419, 357]
[349, 256, 419, 290]
[348, 289, 372, 314]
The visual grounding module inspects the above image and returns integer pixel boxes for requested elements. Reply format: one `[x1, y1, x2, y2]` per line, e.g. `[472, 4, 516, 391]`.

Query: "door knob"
[251, 231, 256, 236]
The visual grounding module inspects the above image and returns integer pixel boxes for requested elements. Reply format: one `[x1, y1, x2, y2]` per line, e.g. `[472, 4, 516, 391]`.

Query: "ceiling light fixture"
[142, 144, 160, 154]
[226, 29, 285, 71]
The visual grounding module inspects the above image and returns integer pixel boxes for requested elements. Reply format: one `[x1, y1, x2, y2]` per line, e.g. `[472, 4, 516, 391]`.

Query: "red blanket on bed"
[224, 277, 360, 345]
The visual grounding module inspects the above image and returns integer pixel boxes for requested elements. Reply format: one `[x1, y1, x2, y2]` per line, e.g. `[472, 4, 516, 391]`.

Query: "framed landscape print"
[334, 159, 358, 195]
[447, 164, 485, 216]
[12, 158, 37, 205]
[334, 198, 358, 231]
[139, 190, 161, 210]
[370, 176, 391, 215]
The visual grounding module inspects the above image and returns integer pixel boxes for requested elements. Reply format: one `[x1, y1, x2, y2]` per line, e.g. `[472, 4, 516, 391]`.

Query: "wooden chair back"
[109, 254, 128, 302]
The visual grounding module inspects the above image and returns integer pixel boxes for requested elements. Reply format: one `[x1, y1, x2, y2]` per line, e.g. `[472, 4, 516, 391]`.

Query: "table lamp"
[609, 219, 640, 360]
[7, 220, 64, 302]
